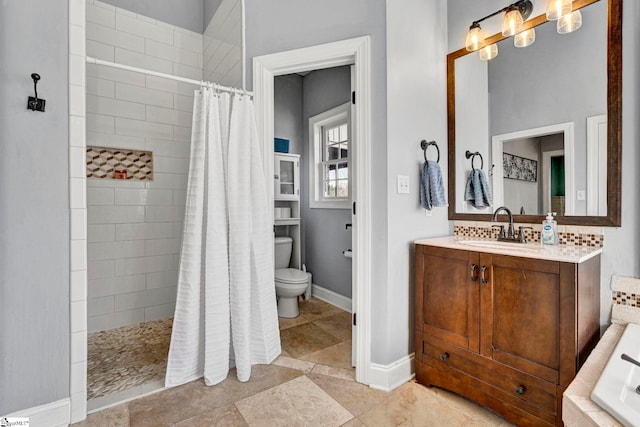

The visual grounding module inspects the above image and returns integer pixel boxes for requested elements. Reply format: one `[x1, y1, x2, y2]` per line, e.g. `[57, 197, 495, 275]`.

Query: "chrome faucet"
[492, 206, 515, 240]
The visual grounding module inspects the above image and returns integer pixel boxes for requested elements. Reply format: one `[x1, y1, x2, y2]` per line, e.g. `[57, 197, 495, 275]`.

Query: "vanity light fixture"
[502, 5, 525, 37]
[514, 28, 536, 47]
[479, 43, 499, 61]
[557, 9, 583, 34]
[546, 0, 573, 20]
[465, 23, 487, 52]
[547, 0, 582, 34]
[465, 0, 533, 60]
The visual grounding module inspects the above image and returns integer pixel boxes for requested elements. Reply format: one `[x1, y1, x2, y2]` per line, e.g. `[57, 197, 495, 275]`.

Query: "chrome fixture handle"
[481, 265, 488, 284]
[491, 224, 505, 239]
[518, 226, 533, 243]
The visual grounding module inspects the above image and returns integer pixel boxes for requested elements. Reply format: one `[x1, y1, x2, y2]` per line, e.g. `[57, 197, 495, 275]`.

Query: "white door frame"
[253, 36, 372, 384]
[586, 114, 608, 216]
[492, 122, 575, 215]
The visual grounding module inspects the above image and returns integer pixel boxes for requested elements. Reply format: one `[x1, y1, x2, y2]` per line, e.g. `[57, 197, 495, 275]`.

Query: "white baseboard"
[368, 353, 415, 392]
[4, 398, 70, 427]
[311, 284, 352, 312]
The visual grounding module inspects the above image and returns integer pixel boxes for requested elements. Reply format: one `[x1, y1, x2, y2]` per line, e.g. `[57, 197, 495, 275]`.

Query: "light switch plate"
[397, 175, 410, 194]
[577, 190, 586, 201]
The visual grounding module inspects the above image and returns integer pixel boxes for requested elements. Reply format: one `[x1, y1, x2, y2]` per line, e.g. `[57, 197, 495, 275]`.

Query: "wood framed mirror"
[447, 0, 621, 226]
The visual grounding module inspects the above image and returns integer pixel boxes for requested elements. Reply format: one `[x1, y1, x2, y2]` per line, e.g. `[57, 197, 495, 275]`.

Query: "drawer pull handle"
[440, 352, 449, 361]
[470, 264, 478, 282]
[481, 265, 488, 284]
[516, 385, 527, 395]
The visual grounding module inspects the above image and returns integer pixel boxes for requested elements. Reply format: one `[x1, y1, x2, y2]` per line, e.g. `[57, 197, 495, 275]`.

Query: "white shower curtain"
[165, 87, 281, 388]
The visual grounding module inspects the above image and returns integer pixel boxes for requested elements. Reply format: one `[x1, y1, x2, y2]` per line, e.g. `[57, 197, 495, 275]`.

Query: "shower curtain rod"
[85, 56, 253, 97]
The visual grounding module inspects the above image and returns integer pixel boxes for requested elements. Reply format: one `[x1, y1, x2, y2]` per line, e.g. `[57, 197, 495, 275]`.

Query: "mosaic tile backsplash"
[86, 146, 153, 181]
[612, 291, 640, 309]
[453, 222, 604, 248]
[611, 276, 640, 325]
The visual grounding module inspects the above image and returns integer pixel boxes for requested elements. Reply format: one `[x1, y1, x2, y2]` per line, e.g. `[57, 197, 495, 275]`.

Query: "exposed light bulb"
[465, 24, 486, 52]
[514, 28, 536, 48]
[479, 43, 498, 61]
[502, 8, 524, 37]
[546, 0, 572, 20]
[557, 10, 582, 34]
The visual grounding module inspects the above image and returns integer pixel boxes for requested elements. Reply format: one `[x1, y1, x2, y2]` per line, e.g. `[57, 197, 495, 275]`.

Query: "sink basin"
[591, 322, 640, 426]
[459, 240, 545, 251]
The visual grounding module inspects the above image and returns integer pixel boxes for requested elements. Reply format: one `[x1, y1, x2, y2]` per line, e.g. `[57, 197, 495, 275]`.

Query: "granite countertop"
[415, 236, 603, 264]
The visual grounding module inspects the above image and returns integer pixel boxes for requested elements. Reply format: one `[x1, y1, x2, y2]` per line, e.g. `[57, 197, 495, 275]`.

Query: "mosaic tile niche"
[86, 146, 154, 181]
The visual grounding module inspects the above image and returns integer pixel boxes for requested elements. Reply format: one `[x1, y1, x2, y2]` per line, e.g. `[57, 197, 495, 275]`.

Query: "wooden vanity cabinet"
[415, 244, 600, 427]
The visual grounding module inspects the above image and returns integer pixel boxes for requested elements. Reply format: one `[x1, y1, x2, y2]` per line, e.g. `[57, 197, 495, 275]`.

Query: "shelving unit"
[274, 153, 301, 269]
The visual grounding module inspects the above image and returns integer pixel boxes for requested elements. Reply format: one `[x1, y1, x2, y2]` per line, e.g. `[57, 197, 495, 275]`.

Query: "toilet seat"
[275, 268, 309, 284]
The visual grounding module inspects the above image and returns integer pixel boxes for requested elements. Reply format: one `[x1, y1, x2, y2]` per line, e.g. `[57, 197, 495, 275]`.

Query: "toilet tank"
[274, 236, 293, 269]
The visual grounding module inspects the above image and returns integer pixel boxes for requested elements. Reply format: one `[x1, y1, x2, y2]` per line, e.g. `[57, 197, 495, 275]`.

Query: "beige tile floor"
[77, 298, 513, 426]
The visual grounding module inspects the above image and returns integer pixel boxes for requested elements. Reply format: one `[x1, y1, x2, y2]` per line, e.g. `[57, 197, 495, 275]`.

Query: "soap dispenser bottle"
[541, 212, 558, 245]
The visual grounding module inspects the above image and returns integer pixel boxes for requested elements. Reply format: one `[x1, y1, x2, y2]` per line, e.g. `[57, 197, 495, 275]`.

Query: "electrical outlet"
[397, 175, 410, 194]
[577, 190, 586, 201]
[425, 209, 432, 217]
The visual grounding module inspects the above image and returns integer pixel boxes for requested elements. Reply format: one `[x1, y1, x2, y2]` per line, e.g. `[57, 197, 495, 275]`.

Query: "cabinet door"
[274, 155, 299, 200]
[416, 246, 480, 352]
[481, 254, 563, 383]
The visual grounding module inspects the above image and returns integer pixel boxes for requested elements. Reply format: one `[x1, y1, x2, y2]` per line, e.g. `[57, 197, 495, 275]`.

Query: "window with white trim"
[309, 102, 351, 209]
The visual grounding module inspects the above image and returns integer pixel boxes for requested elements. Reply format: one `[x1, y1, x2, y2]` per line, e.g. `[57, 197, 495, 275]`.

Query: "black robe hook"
[27, 73, 46, 112]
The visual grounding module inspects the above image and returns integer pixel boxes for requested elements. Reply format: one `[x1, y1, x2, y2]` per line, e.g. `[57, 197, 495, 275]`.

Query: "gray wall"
[100, 0, 205, 33]
[245, 0, 392, 361]
[488, 1, 607, 215]
[0, 0, 70, 415]
[386, 0, 449, 361]
[274, 74, 303, 155]
[503, 139, 541, 214]
[301, 67, 352, 298]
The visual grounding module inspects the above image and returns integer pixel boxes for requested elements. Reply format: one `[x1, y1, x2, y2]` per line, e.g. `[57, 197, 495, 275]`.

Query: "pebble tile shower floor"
[88, 318, 173, 400]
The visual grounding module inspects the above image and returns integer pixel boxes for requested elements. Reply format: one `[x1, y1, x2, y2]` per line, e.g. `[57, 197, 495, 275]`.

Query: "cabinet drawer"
[422, 334, 557, 414]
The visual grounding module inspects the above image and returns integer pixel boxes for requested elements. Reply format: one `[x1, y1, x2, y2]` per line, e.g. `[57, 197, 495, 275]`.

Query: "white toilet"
[275, 236, 311, 318]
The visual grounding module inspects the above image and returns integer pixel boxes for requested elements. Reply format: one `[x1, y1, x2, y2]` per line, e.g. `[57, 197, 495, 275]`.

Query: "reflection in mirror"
[448, 0, 621, 226]
[495, 131, 567, 216]
[455, 0, 606, 216]
[491, 121, 586, 217]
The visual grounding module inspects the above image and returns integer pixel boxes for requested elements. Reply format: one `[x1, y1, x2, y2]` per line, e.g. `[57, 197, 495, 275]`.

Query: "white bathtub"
[591, 322, 640, 427]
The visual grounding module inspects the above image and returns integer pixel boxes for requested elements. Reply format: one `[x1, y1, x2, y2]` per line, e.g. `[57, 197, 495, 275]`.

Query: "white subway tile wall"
[203, 0, 242, 88]
[70, 0, 88, 420]
[86, 0, 203, 332]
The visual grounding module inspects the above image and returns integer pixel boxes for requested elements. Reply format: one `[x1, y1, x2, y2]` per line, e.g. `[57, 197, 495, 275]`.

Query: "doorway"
[253, 36, 372, 384]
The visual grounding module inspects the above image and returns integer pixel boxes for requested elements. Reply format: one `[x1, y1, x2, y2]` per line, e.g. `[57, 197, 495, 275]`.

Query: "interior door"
[350, 64, 356, 367]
